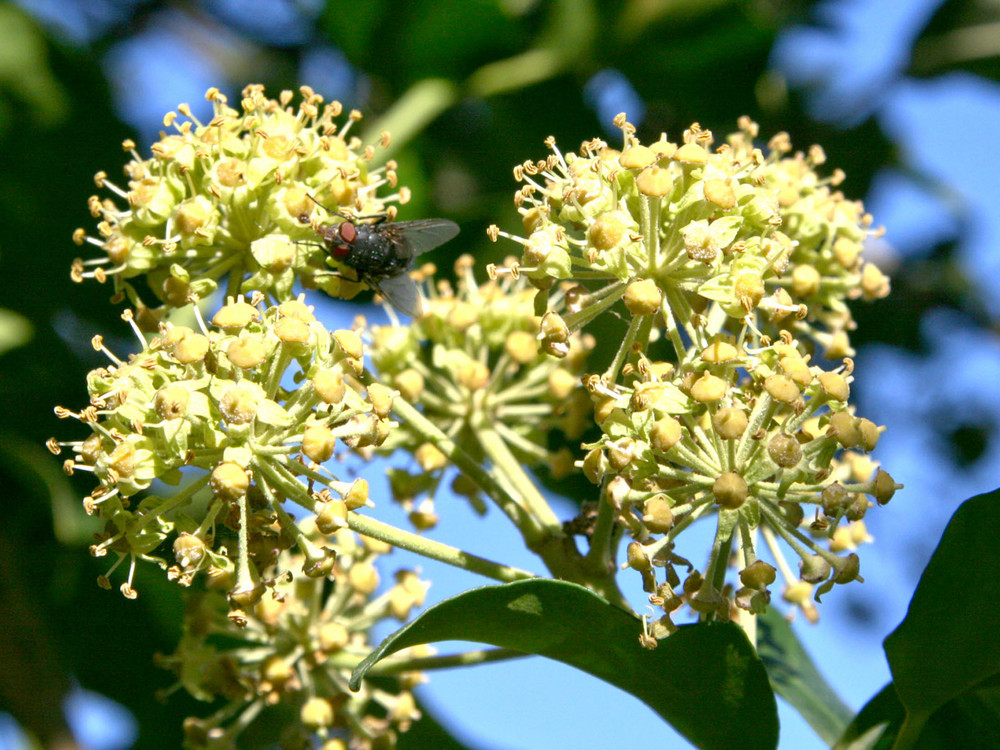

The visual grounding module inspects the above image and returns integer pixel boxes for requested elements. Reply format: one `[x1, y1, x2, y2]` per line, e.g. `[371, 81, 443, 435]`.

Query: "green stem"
[475, 425, 561, 536]
[382, 388, 538, 533]
[345, 511, 535, 583]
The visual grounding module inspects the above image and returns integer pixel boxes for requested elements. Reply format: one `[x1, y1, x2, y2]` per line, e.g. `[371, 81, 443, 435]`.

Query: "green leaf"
[834, 682, 904, 750]
[757, 605, 853, 745]
[352, 579, 778, 750]
[884, 489, 1000, 735]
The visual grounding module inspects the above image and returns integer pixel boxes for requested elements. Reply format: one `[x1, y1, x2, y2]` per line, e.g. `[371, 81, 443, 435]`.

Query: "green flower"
[50, 297, 388, 600]
[71, 85, 407, 324]
[490, 115, 891, 357]
[364, 255, 592, 528]
[159, 522, 428, 749]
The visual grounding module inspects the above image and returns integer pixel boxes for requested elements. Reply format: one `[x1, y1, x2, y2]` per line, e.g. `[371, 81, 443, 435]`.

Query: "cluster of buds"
[586, 332, 898, 630]
[49, 295, 393, 609]
[489, 115, 891, 359]
[364, 255, 593, 529]
[493, 116, 900, 631]
[158, 521, 429, 750]
[71, 84, 407, 325]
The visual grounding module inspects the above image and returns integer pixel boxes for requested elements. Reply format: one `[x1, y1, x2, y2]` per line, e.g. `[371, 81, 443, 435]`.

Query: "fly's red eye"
[331, 244, 351, 259]
[338, 222, 357, 243]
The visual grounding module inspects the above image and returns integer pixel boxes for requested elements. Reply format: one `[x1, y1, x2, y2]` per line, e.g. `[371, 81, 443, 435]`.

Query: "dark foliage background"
[1, 0, 998, 747]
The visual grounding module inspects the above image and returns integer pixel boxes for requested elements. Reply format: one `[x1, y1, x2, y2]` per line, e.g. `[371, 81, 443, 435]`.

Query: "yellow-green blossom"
[49, 296, 389, 602]
[159, 522, 428, 750]
[71, 85, 407, 324]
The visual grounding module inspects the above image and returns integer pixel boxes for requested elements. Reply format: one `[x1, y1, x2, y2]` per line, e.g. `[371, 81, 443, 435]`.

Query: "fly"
[310, 210, 460, 317]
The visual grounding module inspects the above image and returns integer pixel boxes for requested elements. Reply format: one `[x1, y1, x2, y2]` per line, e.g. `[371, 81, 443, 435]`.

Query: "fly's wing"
[373, 273, 423, 318]
[382, 219, 460, 260]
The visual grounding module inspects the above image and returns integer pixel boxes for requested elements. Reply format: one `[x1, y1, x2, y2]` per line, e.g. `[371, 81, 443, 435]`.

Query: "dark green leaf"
[757, 605, 853, 745]
[834, 682, 905, 750]
[884, 489, 1000, 723]
[352, 579, 778, 750]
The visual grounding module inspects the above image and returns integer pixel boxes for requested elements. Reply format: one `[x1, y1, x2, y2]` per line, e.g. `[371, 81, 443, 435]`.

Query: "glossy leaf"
[757, 606, 853, 745]
[884, 489, 1000, 732]
[352, 579, 778, 750]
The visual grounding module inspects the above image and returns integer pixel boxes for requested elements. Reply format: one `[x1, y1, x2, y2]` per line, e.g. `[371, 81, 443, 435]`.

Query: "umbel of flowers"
[49, 295, 392, 613]
[158, 521, 428, 750]
[365, 253, 593, 533]
[71, 84, 407, 325]
[491, 115, 900, 631]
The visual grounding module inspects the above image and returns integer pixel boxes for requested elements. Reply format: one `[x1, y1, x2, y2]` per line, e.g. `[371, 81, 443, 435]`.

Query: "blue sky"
[9, 0, 1000, 747]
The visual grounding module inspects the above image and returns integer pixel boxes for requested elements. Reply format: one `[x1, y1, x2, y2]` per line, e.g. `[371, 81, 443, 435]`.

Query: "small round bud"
[713, 472, 749, 509]
[642, 495, 674, 533]
[587, 212, 628, 251]
[821, 482, 849, 516]
[833, 553, 861, 584]
[690, 373, 728, 402]
[548, 368, 577, 400]
[173, 533, 206, 567]
[274, 316, 311, 344]
[635, 166, 674, 197]
[394, 368, 425, 401]
[857, 418, 880, 452]
[227, 337, 267, 369]
[701, 340, 739, 363]
[319, 622, 349, 652]
[623, 279, 660, 316]
[626, 542, 652, 571]
[649, 416, 682, 452]
[828, 411, 860, 448]
[212, 302, 259, 329]
[332, 329, 364, 360]
[343, 478, 370, 510]
[818, 371, 850, 402]
[219, 384, 261, 424]
[619, 144, 656, 169]
[348, 562, 379, 594]
[873, 469, 898, 505]
[582, 447, 607, 484]
[779, 355, 812, 388]
[607, 439, 635, 471]
[261, 655, 294, 690]
[210, 462, 249, 502]
[799, 554, 831, 583]
[457, 359, 490, 390]
[276, 299, 315, 323]
[415, 443, 447, 472]
[505, 330, 539, 363]
[673, 142, 708, 164]
[154, 384, 190, 419]
[300, 697, 335, 731]
[316, 498, 348, 534]
[540, 312, 570, 358]
[764, 374, 800, 404]
[302, 424, 336, 463]
[172, 333, 209, 364]
[712, 407, 748, 439]
[312, 370, 346, 404]
[704, 179, 736, 209]
[768, 433, 802, 468]
[739, 560, 777, 589]
[367, 383, 395, 419]
[791, 264, 821, 298]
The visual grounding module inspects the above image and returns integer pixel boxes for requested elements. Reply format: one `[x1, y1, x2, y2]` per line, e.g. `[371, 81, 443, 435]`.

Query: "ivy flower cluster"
[49, 296, 391, 611]
[159, 521, 428, 750]
[365, 255, 593, 531]
[71, 84, 406, 324]
[489, 115, 891, 359]
[492, 116, 900, 630]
